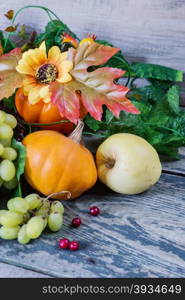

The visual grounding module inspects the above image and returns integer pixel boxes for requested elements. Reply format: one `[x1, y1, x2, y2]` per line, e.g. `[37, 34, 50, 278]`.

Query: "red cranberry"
[71, 217, 81, 228]
[69, 241, 79, 251]
[59, 238, 70, 249]
[89, 206, 100, 216]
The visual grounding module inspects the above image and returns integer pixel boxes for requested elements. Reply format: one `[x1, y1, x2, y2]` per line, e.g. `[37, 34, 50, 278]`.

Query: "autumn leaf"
[50, 42, 139, 123]
[0, 48, 23, 100]
[4, 9, 14, 20]
[5, 24, 18, 32]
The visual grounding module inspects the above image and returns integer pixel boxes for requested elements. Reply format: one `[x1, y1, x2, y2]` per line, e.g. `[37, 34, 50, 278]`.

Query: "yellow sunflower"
[16, 42, 73, 104]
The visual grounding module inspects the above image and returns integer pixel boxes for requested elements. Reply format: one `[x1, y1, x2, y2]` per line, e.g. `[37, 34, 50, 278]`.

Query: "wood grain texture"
[0, 262, 50, 278]
[1, 0, 185, 102]
[162, 148, 185, 175]
[1, 0, 185, 71]
[0, 0, 185, 278]
[0, 172, 185, 278]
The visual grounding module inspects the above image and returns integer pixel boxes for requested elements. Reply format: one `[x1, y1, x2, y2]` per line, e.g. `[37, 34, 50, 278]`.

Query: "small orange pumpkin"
[15, 88, 86, 134]
[23, 121, 97, 199]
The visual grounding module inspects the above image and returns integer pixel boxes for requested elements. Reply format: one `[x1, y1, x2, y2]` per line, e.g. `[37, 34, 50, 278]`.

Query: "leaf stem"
[4, 5, 61, 51]
[83, 131, 106, 138]
[17, 181, 22, 197]
[24, 120, 70, 126]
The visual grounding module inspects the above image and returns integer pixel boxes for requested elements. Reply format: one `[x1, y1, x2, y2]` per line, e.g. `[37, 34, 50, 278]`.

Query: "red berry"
[89, 206, 100, 216]
[71, 217, 81, 228]
[59, 238, 70, 249]
[69, 241, 79, 251]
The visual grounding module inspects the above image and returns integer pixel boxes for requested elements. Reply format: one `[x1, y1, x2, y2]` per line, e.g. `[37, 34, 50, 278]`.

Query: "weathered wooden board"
[0, 172, 185, 278]
[162, 148, 185, 176]
[1, 0, 185, 72]
[0, 262, 50, 278]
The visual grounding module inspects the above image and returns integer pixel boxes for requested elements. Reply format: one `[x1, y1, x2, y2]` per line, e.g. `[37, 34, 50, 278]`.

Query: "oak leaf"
[0, 48, 23, 100]
[51, 42, 139, 123]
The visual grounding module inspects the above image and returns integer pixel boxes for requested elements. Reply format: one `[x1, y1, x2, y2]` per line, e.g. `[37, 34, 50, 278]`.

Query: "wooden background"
[1, 0, 185, 71]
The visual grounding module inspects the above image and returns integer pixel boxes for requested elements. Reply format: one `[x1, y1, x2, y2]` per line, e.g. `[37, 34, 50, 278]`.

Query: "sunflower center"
[36, 64, 58, 84]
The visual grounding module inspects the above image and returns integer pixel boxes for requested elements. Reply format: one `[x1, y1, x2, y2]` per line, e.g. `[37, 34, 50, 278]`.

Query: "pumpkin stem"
[69, 120, 84, 144]
[45, 190, 71, 200]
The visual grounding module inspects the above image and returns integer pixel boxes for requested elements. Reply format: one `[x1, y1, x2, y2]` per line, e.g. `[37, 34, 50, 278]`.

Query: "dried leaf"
[4, 9, 14, 20]
[51, 42, 139, 123]
[18, 24, 26, 38]
[5, 24, 18, 32]
[0, 48, 23, 100]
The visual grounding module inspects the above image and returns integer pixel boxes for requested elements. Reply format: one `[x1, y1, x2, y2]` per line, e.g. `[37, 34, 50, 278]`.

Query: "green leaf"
[166, 85, 180, 115]
[0, 30, 15, 53]
[35, 20, 78, 50]
[105, 109, 114, 124]
[84, 114, 101, 131]
[2, 94, 15, 109]
[11, 139, 26, 181]
[130, 62, 183, 82]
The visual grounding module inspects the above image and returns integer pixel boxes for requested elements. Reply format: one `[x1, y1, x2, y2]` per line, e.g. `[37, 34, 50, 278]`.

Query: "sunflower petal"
[48, 46, 62, 65]
[39, 85, 50, 98]
[28, 87, 42, 104]
[57, 73, 72, 83]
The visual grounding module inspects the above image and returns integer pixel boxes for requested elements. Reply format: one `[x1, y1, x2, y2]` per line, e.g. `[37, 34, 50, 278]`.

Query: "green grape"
[18, 225, 31, 244]
[26, 216, 45, 239]
[7, 197, 29, 214]
[2, 147, 17, 160]
[48, 212, 63, 232]
[0, 226, 20, 240]
[0, 210, 8, 224]
[0, 124, 13, 140]
[23, 212, 31, 224]
[50, 201, 64, 215]
[3, 177, 18, 190]
[0, 143, 4, 156]
[0, 211, 23, 227]
[5, 114, 17, 129]
[0, 138, 11, 147]
[25, 194, 42, 210]
[35, 199, 50, 217]
[0, 110, 6, 125]
[0, 160, 16, 181]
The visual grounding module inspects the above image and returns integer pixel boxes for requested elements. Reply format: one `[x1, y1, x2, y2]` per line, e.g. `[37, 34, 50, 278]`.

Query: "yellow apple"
[96, 133, 162, 195]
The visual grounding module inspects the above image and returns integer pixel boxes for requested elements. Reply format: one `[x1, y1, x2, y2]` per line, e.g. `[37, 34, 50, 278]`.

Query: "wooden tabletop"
[0, 144, 185, 278]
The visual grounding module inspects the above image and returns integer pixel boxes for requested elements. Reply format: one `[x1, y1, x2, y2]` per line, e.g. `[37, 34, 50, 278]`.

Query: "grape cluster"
[0, 194, 64, 244]
[0, 110, 18, 190]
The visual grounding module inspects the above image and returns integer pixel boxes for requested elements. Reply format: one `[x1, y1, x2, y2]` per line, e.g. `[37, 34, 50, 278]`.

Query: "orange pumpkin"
[23, 122, 97, 199]
[15, 88, 86, 134]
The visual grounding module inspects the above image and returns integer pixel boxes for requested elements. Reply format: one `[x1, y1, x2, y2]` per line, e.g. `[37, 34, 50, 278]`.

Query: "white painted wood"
[0, 262, 50, 277]
[1, 0, 185, 71]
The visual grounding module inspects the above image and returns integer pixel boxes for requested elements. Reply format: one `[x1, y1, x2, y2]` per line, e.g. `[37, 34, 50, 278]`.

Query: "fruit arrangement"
[0, 5, 184, 248]
[0, 110, 18, 190]
[0, 194, 64, 244]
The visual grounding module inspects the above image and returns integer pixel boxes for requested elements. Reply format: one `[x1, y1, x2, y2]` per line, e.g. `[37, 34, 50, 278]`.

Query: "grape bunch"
[0, 110, 18, 190]
[0, 194, 64, 244]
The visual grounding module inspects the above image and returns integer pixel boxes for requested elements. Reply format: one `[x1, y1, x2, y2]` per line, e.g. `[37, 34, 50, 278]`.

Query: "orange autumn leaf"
[0, 48, 23, 100]
[4, 9, 14, 20]
[50, 41, 139, 123]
